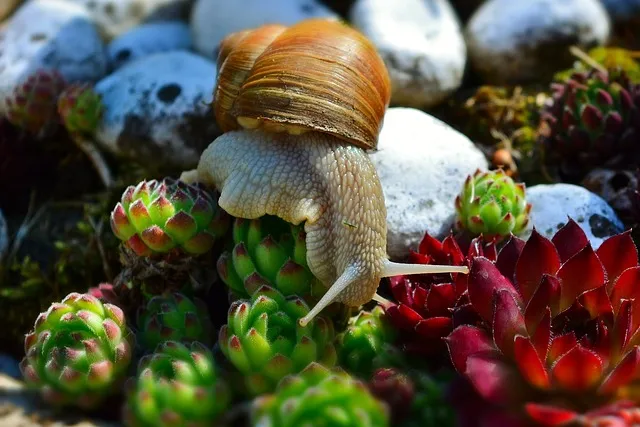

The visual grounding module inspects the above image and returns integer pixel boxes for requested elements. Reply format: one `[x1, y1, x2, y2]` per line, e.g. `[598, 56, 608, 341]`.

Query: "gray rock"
[95, 51, 218, 170]
[190, 0, 337, 59]
[351, 0, 466, 108]
[524, 183, 624, 248]
[0, 354, 20, 379]
[369, 107, 489, 259]
[0, 0, 107, 115]
[466, 0, 610, 84]
[107, 22, 192, 70]
[46, 0, 191, 40]
[0, 209, 7, 263]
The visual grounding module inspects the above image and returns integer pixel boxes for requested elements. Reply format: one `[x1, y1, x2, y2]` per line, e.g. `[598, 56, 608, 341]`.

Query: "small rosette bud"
[252, 362, 389, 427]
[19, 292, 133, 408]
[110, 178, 229, 257]
[219, 285, 337, 396]
[124, 341, 230, 426]
[455, 169, 531, 240]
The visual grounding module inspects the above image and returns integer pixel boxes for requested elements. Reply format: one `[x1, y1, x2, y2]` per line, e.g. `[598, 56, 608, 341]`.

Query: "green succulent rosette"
[219, 285, 337, 396]
[110, 178, 229, 257]
[336, 306, 396, 378]
[19, 292, 134, 408]
[252, 362, 389, 427]
[57, 83, 103, 136]
[124, 341, 230, 426]
[217, 216, 326, 301]
[454, 169, 531, 239]
[136, 292, 213, 352]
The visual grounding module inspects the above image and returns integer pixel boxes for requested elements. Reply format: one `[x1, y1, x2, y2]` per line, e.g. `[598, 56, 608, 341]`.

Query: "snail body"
[191, 19, 467, 326]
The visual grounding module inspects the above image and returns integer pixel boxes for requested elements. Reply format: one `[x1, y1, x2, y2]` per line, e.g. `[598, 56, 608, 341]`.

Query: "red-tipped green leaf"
[515, 230, 561, 304]
[556, 244, 605, 313]
[551, 345, 603, 391]
[468, 257, 520, 323]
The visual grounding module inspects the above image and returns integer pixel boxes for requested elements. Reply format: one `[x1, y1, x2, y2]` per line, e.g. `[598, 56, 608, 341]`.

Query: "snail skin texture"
[193, 130, 468, 327]
[190, 19, 468, 326]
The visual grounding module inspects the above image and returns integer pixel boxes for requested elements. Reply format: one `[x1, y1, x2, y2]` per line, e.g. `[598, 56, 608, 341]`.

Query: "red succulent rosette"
[445, 219, 640, 425]
[383, 232, 497, 355]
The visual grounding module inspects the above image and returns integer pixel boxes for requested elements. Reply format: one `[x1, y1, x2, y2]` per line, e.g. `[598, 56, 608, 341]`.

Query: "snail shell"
[214, 18, 391, 150]
[186, 19, 468, 326]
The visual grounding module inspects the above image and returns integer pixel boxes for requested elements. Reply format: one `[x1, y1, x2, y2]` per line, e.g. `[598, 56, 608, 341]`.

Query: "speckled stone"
[369, 107, 489, 259]
[190, 0, 337, 59]
[43, 0, 191, 40]
[95, 51, 218, 170]
[351, 0, 466, 108]
[0, 0, 107, 115]
[466, 0, 610, 84]
[524, 183, 624, 248]
[107, 22, 192, 70]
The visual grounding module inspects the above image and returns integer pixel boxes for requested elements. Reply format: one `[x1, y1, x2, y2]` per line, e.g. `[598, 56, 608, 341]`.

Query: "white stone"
[95, 51, 218, 170]
[190, 0, 337, 59]
[351, 0, 466, 108]
[0, 0, 107, 114]
[0, 209, 7, 263]
[524, 184, 624, 249]
[107, 22, 192, 70]
[43, 0, 191, 40]
[369, 107, 489, 259]
[466, 0, 610, 84]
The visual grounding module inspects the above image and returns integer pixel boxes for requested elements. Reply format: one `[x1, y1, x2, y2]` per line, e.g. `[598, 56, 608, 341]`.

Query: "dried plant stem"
[73, 135, 113, 188]
[569, 45, 608, 74]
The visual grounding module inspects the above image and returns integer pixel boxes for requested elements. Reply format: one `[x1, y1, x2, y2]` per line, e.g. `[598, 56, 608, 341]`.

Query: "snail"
[185, 19, 468, 326]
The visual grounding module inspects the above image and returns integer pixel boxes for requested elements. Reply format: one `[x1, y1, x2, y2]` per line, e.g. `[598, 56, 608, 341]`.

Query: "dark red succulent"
[382, 232, 497, 356]
[445, 219, 640, 425]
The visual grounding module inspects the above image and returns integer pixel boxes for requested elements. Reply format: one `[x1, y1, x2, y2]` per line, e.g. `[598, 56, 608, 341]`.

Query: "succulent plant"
[5, 69, 67, 136]
[217, 215, 328, 302]
[445, 219, 640, 423]
[541, 69, 640, 182]
[401, 370, 457, 427]
[57, 83, 103, 136]
[383, 232, 496, 357]
[336, 306, 395, 378]
[554, 47, 640, 84]
[19, 292, 133, 408]
[252, 362, 389, 427]
[219, 284, 337, 396]
[136, 292, 214, 352]
[454, 169, 531, 240]
[111, 178, 228, 257]
[124, 341, 230, 427]
[110, 178, 230, 297]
